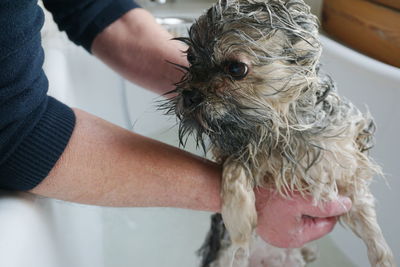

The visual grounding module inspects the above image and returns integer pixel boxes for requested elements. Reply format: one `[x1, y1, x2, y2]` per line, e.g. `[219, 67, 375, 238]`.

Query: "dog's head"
[163, 0, 322, 157]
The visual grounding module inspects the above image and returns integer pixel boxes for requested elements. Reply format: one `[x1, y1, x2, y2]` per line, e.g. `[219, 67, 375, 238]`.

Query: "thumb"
[297, 216, 338, 246]
[302, 196, 352, 218]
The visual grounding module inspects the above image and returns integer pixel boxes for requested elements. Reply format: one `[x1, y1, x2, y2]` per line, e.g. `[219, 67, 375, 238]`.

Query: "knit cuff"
[82, 0, 140, 52]
[0, 97, 76, 190]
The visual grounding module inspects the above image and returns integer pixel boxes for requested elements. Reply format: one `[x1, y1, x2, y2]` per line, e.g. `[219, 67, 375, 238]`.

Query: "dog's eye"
[187, 50, 195, 65]
[225, 61, 248, 80]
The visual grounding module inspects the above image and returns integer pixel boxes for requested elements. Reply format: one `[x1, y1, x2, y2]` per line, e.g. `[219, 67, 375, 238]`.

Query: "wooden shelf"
[369, 0, 400, 10]
[322, 0, 400, 68]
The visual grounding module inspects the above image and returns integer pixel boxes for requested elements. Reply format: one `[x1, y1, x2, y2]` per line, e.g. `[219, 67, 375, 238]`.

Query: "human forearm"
[30, 109, 221, 212]
[30, 7, 219, 210]
[91, 8, 187, 95]
[29, 108, 352, 249]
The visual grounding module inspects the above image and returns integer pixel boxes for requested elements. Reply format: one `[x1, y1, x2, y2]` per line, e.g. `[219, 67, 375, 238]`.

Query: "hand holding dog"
[255, 188, 352, 248]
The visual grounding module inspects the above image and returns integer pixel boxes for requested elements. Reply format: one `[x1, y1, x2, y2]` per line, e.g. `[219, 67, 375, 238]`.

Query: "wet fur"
[160, 0, 395, 266]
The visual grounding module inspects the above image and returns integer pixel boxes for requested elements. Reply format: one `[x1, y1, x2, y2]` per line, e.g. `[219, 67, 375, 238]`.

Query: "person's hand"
[254, 187, 352, 248]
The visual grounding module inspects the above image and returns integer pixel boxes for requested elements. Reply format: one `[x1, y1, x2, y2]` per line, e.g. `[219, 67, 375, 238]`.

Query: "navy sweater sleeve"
[43, 0, 140, 51]
[0, 0, 138, 190]
[0, 0, 75, 190]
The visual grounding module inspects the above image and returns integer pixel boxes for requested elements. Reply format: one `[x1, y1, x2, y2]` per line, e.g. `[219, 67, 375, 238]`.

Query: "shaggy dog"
[161, 0, 395, 266]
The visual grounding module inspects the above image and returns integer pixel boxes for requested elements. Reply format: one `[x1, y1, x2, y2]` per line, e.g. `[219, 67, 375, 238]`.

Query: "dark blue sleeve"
[0, 0, 139, 190]
[0, 1, 75, 190]
[43, 0, 140, 51]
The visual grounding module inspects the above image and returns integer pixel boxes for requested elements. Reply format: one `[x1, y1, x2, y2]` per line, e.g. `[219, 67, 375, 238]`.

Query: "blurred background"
[0, 0, 398, 266]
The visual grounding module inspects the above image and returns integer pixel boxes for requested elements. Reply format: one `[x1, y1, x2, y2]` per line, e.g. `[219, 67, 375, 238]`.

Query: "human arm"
[0, 0, 212, 208]
[28, 106, 351, 248]
[34, 2, 352, 247]
[91, 8, 187, 94]
[29, 107, 351, 247]
[30, 108, 222, 212]
[29, 1, 352, 248]
[43, 0, 186, 94]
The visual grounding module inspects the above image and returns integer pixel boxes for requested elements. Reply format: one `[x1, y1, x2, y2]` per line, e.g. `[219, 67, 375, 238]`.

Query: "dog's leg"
[221, 159, 257, 266]
[342, 191, 395, 267]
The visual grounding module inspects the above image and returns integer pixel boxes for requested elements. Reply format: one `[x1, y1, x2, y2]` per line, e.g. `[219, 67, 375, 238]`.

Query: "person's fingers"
[301, 196, 352, 218]
[287, 216, 338, 248]
[304, 216, 337, 241]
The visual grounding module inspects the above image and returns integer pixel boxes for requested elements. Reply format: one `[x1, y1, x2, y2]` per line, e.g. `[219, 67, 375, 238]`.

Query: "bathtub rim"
[320, 34, 400, 83]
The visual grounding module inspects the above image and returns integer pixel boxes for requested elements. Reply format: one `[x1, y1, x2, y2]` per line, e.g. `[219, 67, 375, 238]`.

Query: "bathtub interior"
[318, 36, 400, 267]
[1, 1, 397, 267]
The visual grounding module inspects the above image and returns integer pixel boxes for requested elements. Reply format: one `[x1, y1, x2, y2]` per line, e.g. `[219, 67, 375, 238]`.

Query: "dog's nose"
[182, 90, 203, 108]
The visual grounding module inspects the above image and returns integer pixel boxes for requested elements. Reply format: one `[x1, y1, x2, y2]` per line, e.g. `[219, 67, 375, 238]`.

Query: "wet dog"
[161, 0, 395, 266]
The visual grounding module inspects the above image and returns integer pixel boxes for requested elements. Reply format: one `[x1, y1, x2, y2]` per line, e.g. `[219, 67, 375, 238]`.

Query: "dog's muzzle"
[182, 89, 203, 108]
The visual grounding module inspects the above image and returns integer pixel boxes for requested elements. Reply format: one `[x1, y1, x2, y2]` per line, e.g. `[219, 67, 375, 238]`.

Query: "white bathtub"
[118, 34, 400, 267]
[0, 3, 398, 267]
[319, 35, 400, 266]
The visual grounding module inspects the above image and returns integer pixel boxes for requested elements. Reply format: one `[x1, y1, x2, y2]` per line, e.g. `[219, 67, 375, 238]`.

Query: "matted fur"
[160, 0, 395, 266]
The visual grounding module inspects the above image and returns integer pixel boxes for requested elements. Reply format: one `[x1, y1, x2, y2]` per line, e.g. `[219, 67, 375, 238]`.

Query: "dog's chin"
[182, 117, 202, 132]
[179, 114, 206, 136]
[180, 108, 210, 130]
